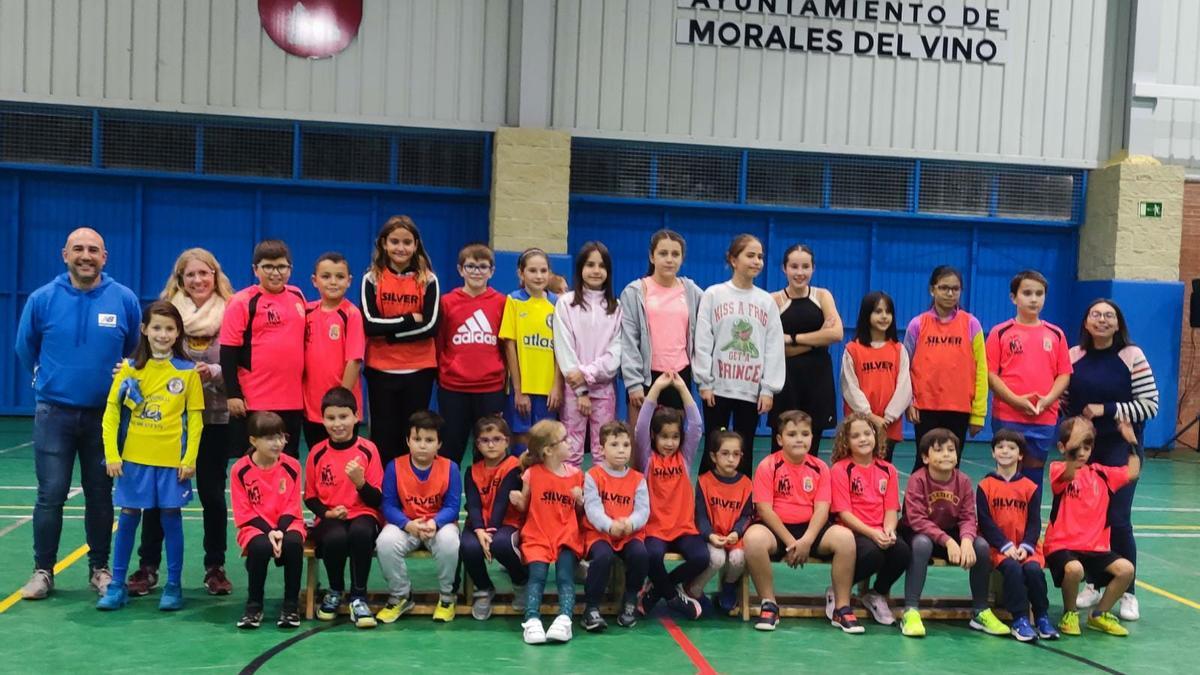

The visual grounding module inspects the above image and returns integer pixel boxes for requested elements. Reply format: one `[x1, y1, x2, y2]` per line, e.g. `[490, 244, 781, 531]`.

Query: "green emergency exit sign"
[1139, 201, 1163, 218]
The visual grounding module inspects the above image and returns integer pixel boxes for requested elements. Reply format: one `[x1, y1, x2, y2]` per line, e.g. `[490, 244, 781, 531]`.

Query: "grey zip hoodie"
[618, 276, 704, 397]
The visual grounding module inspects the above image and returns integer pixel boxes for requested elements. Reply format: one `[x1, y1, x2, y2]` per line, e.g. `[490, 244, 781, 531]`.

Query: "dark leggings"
[460, 525, 528, 591]
[311, 515, 379, 597]
[585, 539, 649, 607]
[139, 423, 230, 568]
[525, 548, 578, 621]
[646, 534, 710, 599]
[244, 530, 304, 609]
[997, 558, 1050, 617]
[853, 533, 911, 595]
[904, 534, 992, 611]
[702, 396, 759, 475]
[365, 367, 436, 465]
[912, 410, 970, 473]
[438, 388, 507, 466]
[649, 366, 694, 410]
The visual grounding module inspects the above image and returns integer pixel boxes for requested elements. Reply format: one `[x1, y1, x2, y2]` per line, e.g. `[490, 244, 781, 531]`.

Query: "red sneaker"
[126, 566, 158, 597]
[204, 565, 233, 595]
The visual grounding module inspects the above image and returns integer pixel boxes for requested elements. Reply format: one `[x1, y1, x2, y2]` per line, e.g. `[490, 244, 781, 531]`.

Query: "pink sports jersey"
[231, 453, 307, 549]
[304, 437, 383, 524]
[831, 457, 900, 530]
[220, 285, 307, 411]
[986, 319, 1073, 426]
[302, 299, 365, 423]
[752, 451, 831, 525]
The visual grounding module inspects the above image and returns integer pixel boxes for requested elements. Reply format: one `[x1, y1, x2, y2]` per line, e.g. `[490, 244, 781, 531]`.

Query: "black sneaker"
[237, 605, 263, 630]
[617, 602, 638, 628]
[582, 607, 608, 632]
[755, 601, 780, 631]
[277, 605, 301, 629]
[316, 590, 343, 621]
[666, 584, 702, 620]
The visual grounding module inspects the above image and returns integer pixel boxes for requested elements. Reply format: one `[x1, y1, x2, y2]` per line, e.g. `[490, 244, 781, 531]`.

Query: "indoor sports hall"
[2, 1, 1200, 673]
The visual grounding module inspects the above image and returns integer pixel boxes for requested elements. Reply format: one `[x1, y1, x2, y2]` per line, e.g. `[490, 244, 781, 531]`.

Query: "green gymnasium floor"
[0, 416, 1197, 674]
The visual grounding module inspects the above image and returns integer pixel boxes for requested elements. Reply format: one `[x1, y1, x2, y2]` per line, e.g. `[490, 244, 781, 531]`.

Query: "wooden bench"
[737, 557, 1005, 622]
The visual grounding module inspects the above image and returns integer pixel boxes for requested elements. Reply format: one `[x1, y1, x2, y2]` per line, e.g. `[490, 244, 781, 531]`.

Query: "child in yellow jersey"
[500, 248, 562, 453]
[98, 301, 205, 612]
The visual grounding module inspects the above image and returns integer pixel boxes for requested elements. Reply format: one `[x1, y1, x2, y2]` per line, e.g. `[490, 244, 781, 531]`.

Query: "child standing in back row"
[302, 252, 365, 450]
[99, 301, 205, 613]
[842, 291, 911, 463]
[986, 270, 1072, 486]
[976, 429, 1059, 642]
[500, 248, 562, 454]
[554, 242, 622, 467]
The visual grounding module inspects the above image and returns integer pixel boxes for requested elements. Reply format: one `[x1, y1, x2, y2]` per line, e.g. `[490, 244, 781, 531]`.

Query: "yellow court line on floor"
[0, 524, 117, 614]
[1136, 580, 1200, 611]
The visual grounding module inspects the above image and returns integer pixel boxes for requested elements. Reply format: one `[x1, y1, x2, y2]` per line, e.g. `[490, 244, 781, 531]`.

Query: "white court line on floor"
[0, 487, 81, 538]
[0, 515, 205, 521]
[0, 442, 33, 455]
[1134, 533, 1200, 538]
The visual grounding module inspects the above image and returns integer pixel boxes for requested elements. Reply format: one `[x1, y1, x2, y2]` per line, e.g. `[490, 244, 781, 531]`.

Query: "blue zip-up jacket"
[16, 272, 141, 408]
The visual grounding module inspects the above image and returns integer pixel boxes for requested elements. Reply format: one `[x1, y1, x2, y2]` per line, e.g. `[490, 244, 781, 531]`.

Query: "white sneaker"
[825, 586, 836, 621]
[1118, 592, 1140, 621]
[1076, 583, 1102, 609]
[546, 614, 574, 642]
[859, 590, 896, 625]
[21, 569, 53, 600]
[511, 585, 527, 613]
[522, 618, 547, 644]
[89, 567, 113, 596]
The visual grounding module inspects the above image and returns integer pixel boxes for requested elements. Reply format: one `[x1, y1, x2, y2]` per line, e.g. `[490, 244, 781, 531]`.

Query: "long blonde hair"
[830, 412, 887, 463]
[524, 419, 566, 466]
[160, 248, 234, 302]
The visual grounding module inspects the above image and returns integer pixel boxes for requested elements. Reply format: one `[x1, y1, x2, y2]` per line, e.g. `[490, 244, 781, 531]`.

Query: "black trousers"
[245, 530, 304, 609]
[912, 410, 970, 473]
[852, 533, 911, 595]
[364, 367, 436, 465]
[311, 515, 379, 597]
[586, 540, 649, 607]
[138, 423, 230, 568]
[229, 410, 303, 459]
[701, 395, 759, 475]
[437, 388, 506, 466]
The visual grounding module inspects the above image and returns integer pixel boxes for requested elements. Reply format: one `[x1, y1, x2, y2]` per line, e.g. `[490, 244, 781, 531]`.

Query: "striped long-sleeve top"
[1065, 344, 1159, 465]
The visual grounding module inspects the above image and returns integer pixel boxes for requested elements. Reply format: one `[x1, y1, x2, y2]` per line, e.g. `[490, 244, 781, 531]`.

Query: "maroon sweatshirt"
[903, 467, 978, 546]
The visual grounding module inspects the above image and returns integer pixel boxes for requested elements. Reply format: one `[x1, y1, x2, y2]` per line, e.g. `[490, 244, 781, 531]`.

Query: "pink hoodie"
[552, 288, 622, 397]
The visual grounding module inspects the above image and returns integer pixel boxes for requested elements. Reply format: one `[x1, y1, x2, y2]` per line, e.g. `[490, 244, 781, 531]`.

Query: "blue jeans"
[32, 402, 113, 571]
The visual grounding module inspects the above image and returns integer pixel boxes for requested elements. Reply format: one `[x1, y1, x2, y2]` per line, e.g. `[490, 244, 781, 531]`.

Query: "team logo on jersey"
[247, 483, 262, 505]
[265, 306, 282, 326]
[803, 476, 814, 493]
[167, 377, 185, 395]
[320, 464, 336, 487]
[878, 478, 888, 494]
[775, 476, 793, 496]
[138, 404, 163, 422]
[1006, 335, 1023, 355]
[279, 478, 288, 494]
[328, 324, 341, 340]
[453, 309, 497, 345]
[1043, 337, 1053, 352]
[850, 475, 864, 496]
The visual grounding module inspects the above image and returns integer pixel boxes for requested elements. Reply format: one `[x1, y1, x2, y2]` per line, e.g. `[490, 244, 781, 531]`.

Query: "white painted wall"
[1130, 0, 1200, 171]
[551, 0, 1131, 168]
[0, 0, 510, 129]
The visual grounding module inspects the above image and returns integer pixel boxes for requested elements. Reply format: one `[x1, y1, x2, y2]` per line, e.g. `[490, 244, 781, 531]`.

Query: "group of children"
[91, 221, 1144, 643]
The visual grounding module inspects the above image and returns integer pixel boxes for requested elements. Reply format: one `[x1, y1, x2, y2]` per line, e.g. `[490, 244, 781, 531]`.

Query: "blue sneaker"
[696, 593, 715, 618]
[96, 583, 128, 611]
[158, 582, 184, 611]
[1010, 616, 1037, 642]
[716, 581, 739, 615]
[1035, 614, 1061, 640]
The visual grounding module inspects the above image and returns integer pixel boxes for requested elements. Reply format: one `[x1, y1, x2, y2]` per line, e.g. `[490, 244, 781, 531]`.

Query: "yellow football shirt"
[103, 357, 205, 468]
[498, 289, 557, 396]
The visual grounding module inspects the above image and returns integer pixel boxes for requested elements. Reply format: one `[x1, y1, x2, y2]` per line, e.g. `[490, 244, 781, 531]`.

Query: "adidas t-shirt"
[498, 288, 558, 397]
[437, 287, 508, 393]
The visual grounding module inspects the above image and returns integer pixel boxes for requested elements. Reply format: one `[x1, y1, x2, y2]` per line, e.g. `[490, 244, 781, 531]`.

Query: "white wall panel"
[0, 0, 509, 130]
[552, 0, 1130, 167]
[1142, 0, 1200, 169]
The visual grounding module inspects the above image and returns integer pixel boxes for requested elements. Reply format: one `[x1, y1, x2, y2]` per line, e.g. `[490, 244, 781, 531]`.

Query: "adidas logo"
[453, 309, 498, 346]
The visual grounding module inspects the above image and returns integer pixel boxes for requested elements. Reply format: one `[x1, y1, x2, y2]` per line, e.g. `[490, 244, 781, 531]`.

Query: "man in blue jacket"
[15, 228, 141, 600]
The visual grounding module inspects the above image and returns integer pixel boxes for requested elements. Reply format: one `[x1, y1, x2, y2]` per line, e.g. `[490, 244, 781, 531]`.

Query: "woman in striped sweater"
[1064, 298, 1159, 622]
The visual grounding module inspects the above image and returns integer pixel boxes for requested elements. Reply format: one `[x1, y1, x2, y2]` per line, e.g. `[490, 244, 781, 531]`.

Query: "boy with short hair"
[976, 429, 1058, 642]
[742, 410, 860, 633]
[302, 252, 365, 450]
[985, 270, 1072, 486]
[900, 428, 1006, 639]
[1044, 416, 1140, 637]
[303, 387, 382, 629]
[375, 410, 462, 624]
[436, 243, 508, 466]
[221, 240, 307, 458]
